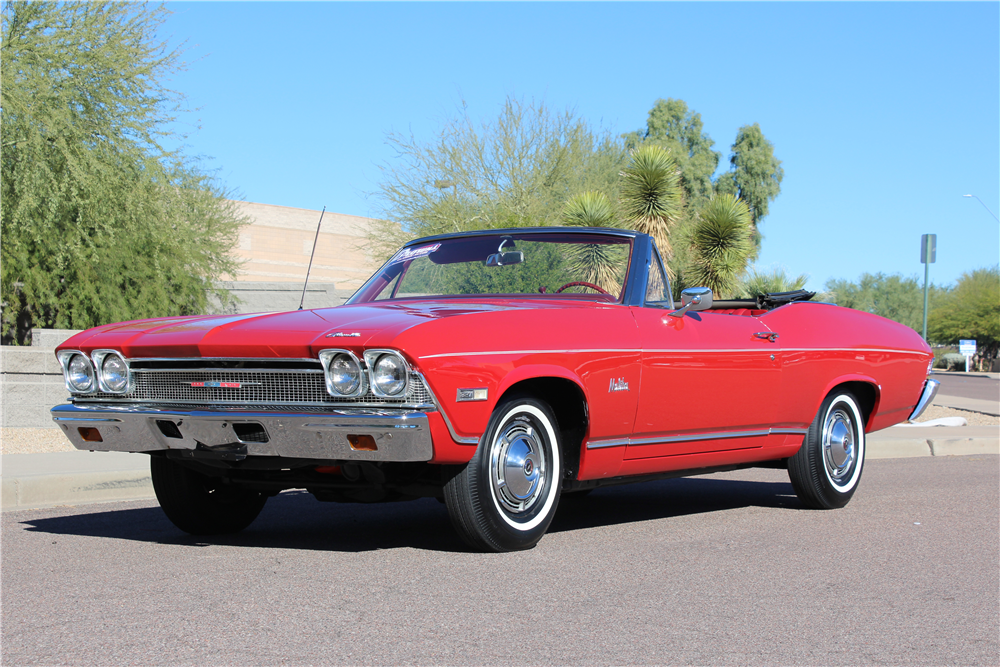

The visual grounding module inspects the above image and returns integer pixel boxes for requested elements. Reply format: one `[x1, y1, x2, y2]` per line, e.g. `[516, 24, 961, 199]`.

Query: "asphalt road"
[3, 456, 998, 666]
[934, 373, 999, 402]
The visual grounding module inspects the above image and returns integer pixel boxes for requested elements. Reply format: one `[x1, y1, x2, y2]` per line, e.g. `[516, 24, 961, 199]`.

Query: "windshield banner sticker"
[390, 243, 441, 264]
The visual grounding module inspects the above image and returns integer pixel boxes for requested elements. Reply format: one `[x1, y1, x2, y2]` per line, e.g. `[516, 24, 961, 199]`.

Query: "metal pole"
[963, 194, 1000, 222]
[922, 254, 929, 341]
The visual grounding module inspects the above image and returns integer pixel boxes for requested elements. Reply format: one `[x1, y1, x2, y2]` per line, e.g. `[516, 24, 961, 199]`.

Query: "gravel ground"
[914, 405, 999, 426]
[1, 428, 75, 455]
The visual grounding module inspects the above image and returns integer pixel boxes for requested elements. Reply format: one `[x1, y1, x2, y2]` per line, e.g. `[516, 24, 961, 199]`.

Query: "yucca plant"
[561, 191, 624, 294]
[687, 194, 753, 298]
[737, 266, 808, 298]
[619, 145, 683, 273]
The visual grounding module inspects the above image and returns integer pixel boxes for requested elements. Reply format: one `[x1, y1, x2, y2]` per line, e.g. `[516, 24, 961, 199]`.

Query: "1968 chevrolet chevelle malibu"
[52, 228, 938, 551]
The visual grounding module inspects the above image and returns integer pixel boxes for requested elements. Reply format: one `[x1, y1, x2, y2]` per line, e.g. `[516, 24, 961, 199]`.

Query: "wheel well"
[832, 381, 878, 428]
[497, 377, 588, 481]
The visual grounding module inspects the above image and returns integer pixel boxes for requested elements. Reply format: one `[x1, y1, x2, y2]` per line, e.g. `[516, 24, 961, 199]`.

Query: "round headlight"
[329, 353, 362, 395]
[373, 354, 406, 396]
[100, 354, 128, 392]
[67, 354, 95, 392]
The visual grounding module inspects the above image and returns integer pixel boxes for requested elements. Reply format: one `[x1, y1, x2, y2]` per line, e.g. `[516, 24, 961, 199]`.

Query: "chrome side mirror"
[668, 287, 713, 318]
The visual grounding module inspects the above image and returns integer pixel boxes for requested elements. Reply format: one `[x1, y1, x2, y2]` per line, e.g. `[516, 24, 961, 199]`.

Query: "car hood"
[57, 300, 572, 359]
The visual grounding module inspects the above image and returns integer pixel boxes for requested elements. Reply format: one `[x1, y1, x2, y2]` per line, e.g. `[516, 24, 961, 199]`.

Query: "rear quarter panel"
[764, 302, 932, 432]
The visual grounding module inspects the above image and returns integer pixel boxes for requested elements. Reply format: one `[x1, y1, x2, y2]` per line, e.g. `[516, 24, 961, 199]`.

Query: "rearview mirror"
[668, 287, 713, 318]
[485, 250, 524, 267]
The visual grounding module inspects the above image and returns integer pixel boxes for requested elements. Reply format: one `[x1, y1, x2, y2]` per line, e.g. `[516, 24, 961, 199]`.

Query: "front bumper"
[51, 403, 434, 462]
[908, 378, 940, 422]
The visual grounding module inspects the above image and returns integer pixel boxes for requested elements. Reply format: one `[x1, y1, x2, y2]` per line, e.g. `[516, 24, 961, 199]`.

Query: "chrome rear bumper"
[908, 378, 940, 422]
[51, 403, 434, 462]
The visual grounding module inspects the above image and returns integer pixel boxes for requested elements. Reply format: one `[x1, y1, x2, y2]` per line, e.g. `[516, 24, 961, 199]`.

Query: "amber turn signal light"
[78, 427, 103, 443]
[347, 434, 377, 451]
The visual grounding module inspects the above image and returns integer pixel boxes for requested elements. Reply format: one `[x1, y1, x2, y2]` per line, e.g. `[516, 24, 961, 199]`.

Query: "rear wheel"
[444, 396, 562, 552]
[151, 456, 267, 535]
[788, 391, 866, 509]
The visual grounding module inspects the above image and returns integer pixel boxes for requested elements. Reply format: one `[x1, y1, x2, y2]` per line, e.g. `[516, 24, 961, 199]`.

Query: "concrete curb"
[2, 452, 153, 510]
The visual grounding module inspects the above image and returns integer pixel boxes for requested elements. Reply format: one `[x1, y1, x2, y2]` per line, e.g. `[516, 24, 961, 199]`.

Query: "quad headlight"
[319, 350, 366, 397]
[319, 349, 410, 399]
[365, 350, 408, 397]
[58, 350, 132, 395]
[60, 351, 96, 393]
[93, 350, 130, 393]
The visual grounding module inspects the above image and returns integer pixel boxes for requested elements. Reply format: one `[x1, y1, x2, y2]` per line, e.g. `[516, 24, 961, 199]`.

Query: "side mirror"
[485, 250, 524, 267]
[668, 287, 713, 318]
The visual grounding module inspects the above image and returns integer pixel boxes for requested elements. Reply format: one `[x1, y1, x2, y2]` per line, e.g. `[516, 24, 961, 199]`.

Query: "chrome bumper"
[908, 378, 940, 422]
[51, 403, 434, 462]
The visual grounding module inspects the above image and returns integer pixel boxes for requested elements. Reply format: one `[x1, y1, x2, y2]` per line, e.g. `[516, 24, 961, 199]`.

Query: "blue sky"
[161, 2, 999, 292]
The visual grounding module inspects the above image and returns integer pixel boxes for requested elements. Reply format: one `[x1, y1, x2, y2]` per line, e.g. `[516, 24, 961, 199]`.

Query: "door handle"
[753, 332, 779, 342]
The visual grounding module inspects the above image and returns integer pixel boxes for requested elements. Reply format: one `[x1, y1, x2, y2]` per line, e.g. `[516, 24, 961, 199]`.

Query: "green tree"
[561, 191, 624, 293]
[686, 194, 753, 298]
[624, 98, 720, 210]
[619, 144, 683, 273]
[928, 267, 1000, 369]
[1, 0, 245, 344]
[822, 272, 947, 333]
[737, 266, 808, 298]
[715, 123, 784, 250]
[369, 96, 627, 262]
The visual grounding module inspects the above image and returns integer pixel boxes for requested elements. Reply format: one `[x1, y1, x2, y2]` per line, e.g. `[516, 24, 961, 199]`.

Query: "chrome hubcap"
[491, 418, 546, 515]
[823, 408, 855, 484]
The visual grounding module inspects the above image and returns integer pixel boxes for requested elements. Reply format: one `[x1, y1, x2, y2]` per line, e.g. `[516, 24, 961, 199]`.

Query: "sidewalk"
[2, 393, 998, 511]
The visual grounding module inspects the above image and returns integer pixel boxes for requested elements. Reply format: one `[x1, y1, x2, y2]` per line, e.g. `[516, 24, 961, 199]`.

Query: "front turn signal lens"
[347, 434, 377, 451]
[78, 427, 103, 442]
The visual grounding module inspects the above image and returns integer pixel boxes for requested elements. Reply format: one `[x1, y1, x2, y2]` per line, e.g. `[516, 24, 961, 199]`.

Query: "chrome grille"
[79, 360, 434, 408]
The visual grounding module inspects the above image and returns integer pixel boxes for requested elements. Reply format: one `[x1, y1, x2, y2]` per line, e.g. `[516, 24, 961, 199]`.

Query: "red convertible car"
[52, 228, 938, 551]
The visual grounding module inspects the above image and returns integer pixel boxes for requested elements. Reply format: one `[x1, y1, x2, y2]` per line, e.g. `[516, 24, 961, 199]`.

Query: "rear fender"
[811, 374, 881, 431]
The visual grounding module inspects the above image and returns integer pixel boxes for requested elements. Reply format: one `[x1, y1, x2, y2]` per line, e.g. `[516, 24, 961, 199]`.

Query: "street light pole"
[963, 194, 999, 222]
[920, 234, 936, 341]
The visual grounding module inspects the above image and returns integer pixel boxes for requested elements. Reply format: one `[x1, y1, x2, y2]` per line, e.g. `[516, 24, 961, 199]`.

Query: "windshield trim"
[347, 228, 640, 306]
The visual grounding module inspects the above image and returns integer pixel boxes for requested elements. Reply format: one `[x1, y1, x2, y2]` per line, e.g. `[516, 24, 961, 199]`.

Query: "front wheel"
[151, 456, 267, 535]
[444, 396, 562, 552]
[788, 391, 866, 509]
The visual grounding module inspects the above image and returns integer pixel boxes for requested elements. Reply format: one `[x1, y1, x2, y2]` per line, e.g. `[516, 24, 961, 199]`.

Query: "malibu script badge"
[608, 377, 629, 393]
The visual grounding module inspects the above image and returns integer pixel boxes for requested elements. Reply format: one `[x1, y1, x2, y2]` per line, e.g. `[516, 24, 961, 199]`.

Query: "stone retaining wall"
[1, 345, 69, 429]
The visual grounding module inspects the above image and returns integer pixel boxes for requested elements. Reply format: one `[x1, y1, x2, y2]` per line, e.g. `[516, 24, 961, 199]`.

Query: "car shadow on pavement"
[551, 476, 799, 535]
[19, 476, 800, 553]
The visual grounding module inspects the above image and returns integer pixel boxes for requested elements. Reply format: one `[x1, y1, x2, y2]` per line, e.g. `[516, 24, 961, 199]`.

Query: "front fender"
[422, 360, 588, 444]
[494, 364, 587, 405]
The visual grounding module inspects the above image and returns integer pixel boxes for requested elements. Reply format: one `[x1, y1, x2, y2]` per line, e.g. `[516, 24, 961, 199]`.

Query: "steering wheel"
[554, 281, 612, 296]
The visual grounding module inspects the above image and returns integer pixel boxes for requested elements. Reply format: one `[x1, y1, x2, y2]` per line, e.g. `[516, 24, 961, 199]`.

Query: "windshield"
[349, 231, 633, 304]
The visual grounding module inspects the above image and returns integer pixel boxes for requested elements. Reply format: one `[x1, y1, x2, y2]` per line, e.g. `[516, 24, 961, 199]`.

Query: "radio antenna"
[298, 206, 326, 310]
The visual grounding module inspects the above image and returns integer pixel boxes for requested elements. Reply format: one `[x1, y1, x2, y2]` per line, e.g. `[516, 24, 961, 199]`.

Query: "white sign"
[959, 340, 977, 355]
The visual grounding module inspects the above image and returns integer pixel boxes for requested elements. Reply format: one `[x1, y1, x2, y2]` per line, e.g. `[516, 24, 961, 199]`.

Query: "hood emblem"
[326, 332, 361, 338]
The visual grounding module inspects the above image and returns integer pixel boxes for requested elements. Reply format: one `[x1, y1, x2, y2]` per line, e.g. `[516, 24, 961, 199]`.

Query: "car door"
[627, 253, 782, 460]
